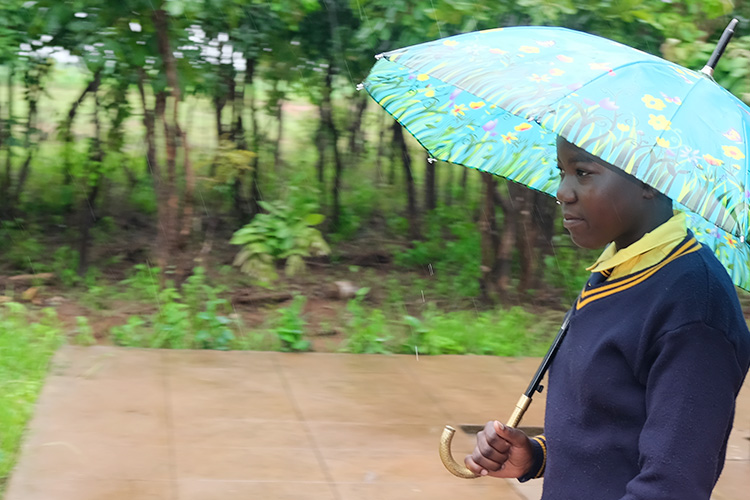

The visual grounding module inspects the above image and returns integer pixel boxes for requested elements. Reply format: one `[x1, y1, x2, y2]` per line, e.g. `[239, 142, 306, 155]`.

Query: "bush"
[230, 200, 330, 283]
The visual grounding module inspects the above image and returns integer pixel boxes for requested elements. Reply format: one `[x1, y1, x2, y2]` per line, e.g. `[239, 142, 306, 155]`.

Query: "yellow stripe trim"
[576, 238, 701, 310]
[532, 435, 547, 479]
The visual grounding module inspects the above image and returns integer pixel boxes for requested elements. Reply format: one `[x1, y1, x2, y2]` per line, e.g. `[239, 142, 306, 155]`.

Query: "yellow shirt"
[587, 212, 687, 280]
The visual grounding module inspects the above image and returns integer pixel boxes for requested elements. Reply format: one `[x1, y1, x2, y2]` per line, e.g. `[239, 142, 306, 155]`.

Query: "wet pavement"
[4, 346, 748, 499]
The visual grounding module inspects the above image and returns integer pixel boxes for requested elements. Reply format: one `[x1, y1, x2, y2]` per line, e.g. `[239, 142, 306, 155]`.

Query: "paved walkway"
[4, 346, 748, 499]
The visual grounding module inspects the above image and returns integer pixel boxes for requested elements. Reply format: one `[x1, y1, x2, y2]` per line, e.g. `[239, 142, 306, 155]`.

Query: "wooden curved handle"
[439, 395, 533, 479]
[438, 425, 478, 479]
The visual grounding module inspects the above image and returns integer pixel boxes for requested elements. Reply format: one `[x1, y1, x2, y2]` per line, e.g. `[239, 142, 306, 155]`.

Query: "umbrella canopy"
[363, 26, 750, 291]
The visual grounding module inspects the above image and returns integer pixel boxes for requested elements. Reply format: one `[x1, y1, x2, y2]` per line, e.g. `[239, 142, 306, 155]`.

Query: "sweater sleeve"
[621, 322, 747, 500]
[518, 435, 547, 482]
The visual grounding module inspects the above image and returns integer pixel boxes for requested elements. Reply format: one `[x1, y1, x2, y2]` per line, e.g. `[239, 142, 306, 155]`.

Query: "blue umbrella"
[363, 23, 750, 291]
[363, 21, 748, 480]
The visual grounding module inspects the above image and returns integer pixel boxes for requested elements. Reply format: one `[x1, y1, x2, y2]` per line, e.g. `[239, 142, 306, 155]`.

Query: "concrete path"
[4, 346, 748, 500]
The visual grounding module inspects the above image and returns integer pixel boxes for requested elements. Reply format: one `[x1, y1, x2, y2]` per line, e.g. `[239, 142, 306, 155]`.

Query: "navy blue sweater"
[528, 235, 750, 499]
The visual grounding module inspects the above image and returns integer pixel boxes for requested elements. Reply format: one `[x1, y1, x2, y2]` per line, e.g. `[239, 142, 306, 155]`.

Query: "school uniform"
[521, 212, 750, 499]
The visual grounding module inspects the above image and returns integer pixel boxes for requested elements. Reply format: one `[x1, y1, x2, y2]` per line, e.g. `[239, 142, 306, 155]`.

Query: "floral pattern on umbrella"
[363, 26, 750, 291]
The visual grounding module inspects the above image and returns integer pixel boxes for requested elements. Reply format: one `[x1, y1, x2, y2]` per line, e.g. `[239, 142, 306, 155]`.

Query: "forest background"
[3, 0, 750, 489]
[3, 0, 750, 353]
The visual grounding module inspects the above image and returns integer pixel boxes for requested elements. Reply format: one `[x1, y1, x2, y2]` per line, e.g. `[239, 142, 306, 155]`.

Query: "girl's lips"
[563, 215, 584, 229]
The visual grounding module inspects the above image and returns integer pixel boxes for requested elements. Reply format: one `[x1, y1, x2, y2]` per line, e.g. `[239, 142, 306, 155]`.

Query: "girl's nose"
[556, 175, 576, 204]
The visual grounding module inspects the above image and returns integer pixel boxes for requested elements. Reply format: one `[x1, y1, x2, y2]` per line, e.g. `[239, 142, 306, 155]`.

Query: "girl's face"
[556, 138, 657, 250]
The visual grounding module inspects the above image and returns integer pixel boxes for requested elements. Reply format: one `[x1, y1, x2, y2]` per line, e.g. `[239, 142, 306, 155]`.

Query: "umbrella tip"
[356, 83, 365, 91]
[700, 18, 740, 77]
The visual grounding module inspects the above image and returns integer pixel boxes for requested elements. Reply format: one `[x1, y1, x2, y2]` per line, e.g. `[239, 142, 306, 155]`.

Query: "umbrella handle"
[438, 395, 532, 479]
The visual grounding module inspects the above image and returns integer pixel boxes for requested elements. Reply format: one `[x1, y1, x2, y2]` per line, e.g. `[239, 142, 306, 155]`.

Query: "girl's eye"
[576, 169, 590, 177]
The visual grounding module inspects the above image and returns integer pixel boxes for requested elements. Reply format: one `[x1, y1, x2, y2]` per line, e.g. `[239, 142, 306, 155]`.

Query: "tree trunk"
[479, 173, 500, 302]
[1, 63, 14, 214]
[233, 69, 246, 150]
[138, 70, 159, 181]
[246, 57, 261, 219]
[273, 91, 284, 172]
[61, 70, 102, 182]
[392, 122, 420, 239]
[460, 167, 468, 198]
[13, 64, 44, 210]
[321, 65, 344, 230]
[177, 122, 195, 250]
[494, 182, 516, 296]
[508, 183, 539, 293]
[347, 94, 367, 162]
[78, 86, 105, 275]
[214, 98, 225, 145]
[425, 157, 436, 212]
[444, 163, 454, 206]
[374, 111, 386, 185]
[152, 8, 186, 276]
[532, 192, 558, 288]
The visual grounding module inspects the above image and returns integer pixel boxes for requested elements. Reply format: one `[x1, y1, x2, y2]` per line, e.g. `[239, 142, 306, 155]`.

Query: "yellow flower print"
[723, 128, 742, 142]
[489, 48, 507, 55]
[648, 114, 671, 131]
[514, 123, 533, 132]
[469, 101, 485, 109]
[417, 74, 429, 81]
[703, 154, 724, 166]
[452, 104, 467, 116]
[520, 46, 540, 54]
[549, 68, 565, 76]
[557, 55, 573, 63]
[722, 145, 745, 160]
[656, 138, 670, 148]
[529, 73, 550, 83]
[443, 40, 459, 47]
[424, 89, 435, 98]
[589, 62, 612, 71]
[641, 94, 666, 110]
[617, 123, 630, 132]
[537, 40, 555, 47]
[501, 133, 518, 143]
[724, 235, 738, 247]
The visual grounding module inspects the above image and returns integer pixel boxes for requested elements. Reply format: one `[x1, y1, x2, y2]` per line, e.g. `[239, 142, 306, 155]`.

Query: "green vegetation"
[231, 200, 330, 284]
[111, 267, 240, 350]
[0, 1, 747, 496]
[0, 303, 62, 492]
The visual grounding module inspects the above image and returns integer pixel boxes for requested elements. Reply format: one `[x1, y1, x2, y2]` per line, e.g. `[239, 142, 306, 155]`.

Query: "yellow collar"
[587, 212, 687, 279]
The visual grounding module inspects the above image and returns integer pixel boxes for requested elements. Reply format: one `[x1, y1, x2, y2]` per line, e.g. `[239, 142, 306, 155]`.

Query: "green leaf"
[303, 213, 325, 226]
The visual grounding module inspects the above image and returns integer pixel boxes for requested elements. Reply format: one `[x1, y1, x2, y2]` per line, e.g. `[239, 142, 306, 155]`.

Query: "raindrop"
[428, 263, 434, 275]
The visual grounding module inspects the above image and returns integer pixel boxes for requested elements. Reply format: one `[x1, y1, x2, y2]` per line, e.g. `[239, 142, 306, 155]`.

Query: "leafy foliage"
[0, 303, 62, 489]
[272, 295, 310, 352]
[393, 207, 481, 299]
[340, 287, 394, 354]
[230, 200, 330, 283]
[112, 268, 238, 350]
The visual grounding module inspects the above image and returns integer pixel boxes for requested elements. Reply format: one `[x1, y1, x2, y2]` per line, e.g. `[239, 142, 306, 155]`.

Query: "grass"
[0, 303, 63, 494]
